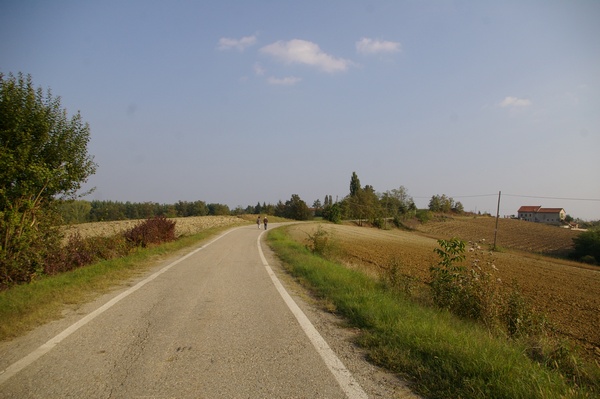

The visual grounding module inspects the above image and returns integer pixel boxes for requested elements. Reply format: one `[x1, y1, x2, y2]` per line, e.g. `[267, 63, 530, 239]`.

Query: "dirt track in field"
[287, 221, 600, 361]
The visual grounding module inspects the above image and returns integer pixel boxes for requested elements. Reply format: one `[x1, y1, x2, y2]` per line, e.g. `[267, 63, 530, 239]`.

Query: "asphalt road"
[0, 224, 378, 398]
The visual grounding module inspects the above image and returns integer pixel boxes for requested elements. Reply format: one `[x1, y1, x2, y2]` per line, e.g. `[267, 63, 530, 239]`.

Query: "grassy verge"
[0, 224, 244, 341]
[267, 226, 594, 399]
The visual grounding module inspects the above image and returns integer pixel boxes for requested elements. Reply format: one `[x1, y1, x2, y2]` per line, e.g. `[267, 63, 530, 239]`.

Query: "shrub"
[305, 225, 332, 256]
[123, 216, 176, 247]
[372, 217, 385, 229]
[502, 282, 546, 339]
[571, 230, 600, 265]
[430, 238, 506, 330]
[380, 257, 419, 297]
[429, 237, 466, 310]
[0, 207, 62, 287]
[85, 235, 131, 260]
[322, 203, 342, 224]
[416, 209, 432, 223]
[44, 233, 132, 275]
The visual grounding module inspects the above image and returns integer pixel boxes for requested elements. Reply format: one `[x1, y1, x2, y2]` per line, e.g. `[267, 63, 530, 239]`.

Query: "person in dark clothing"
[263, 216, 268, 230]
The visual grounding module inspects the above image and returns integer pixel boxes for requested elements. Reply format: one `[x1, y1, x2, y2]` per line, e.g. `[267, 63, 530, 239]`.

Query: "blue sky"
[2, 1, 599, 219]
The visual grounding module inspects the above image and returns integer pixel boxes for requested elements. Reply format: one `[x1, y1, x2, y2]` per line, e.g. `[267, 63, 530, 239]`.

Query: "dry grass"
[62, 215, 247, 241]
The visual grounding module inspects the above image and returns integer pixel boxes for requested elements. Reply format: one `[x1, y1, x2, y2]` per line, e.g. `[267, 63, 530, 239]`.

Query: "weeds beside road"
[268, 224, 600, 399]
[0, 222, 247, 341]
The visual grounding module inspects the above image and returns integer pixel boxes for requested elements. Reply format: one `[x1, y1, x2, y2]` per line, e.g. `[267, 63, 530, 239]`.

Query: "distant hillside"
[412, 215, 581, 257]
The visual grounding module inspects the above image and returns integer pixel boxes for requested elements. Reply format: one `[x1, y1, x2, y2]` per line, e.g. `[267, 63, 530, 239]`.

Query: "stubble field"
[287, 218, 600, 360]
[62, 215, 247, 241]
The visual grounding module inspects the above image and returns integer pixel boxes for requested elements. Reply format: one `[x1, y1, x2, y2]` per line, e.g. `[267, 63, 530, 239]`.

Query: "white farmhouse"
[517, 206, 566, 225]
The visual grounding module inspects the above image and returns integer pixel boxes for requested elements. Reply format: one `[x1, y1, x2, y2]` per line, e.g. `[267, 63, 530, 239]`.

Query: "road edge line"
[0, 226, 241, 386]
[257, 230, 369, 399]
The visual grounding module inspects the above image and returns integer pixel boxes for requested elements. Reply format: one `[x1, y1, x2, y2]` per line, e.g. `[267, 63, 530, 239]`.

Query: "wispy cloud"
[218, 35, 257, 51]
[253, 62, 265, 76]
[267, 76, 302, 86]
[260, 39, 352, 73]
[356, 38, 401, 55]
[499, 96, 532, 107]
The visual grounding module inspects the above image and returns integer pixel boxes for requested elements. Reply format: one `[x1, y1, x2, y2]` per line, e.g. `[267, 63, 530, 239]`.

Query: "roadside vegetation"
[0, 223, 243, 340]
[268, 225, 600, 398]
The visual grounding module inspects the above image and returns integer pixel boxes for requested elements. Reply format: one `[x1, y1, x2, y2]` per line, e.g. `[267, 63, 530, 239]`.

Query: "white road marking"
[257, 231, 369, 399]
[0, 227, 240, 386]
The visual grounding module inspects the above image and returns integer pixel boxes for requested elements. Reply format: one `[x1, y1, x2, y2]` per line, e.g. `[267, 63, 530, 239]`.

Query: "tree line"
[57, 196, 315, 224]
[58, 171, 467, 227]
[318, 171, 464, 226]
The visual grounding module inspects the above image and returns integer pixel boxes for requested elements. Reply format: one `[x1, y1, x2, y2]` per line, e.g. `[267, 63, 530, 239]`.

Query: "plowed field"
[286, 220, 600, 361]
[412, 216, 580, 256]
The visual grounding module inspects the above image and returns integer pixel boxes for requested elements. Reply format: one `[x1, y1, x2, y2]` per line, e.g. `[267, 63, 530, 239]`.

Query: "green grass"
[267, 226, 595, 399]
[0, 225, 243, 341]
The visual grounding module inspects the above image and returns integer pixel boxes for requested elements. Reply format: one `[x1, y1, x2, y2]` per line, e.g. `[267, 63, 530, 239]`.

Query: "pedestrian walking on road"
[257, 216, 261, 229]
[263, 216, 268, 230]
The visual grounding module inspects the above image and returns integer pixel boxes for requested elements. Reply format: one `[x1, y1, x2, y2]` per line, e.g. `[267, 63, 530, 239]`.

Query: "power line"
[413, 193, 600, 202]
[503, 194, 600, 202]
[412, 194, 497, 199]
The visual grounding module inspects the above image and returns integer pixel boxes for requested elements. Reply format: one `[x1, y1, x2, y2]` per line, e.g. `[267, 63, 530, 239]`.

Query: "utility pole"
[493, 191, 501, 250]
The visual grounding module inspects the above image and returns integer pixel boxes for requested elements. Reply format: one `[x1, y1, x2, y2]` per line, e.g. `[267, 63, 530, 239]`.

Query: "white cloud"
[267, 76, 302, 86]
[260, 39, 352, 73]
[499, 96, 532, 107]
[218, 35, 257, 51]
[356, 38, 401, 55]
[253, 62, 265, 76]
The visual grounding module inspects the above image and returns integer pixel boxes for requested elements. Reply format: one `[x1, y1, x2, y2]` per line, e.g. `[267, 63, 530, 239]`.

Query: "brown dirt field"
[287, 222, 600, 361]
[62, 216, 248, 241]
[411, 216, 581, 257]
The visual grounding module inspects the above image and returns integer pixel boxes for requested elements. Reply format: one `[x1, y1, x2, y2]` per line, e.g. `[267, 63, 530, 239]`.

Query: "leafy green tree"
[349, 171, 361, 197]
[207, 203, 230, 216]
[58, 200, 92, 224]
[380, 186, 415, 219]
[312, 199, 323, 217]
[429, 194, 462, 214]
[453, 201, 464, 214]
[125, 201, 140, 219]
[1, 72, 97, 285]
[571, 230, 600, 265]
[272, 200, 284, 217]
[262, 202, 275, 215]
[284, 194, 312, 220]
[429, 195, 442, 212]
[323, 202, 342, 223]
[89, 200, 123, 221]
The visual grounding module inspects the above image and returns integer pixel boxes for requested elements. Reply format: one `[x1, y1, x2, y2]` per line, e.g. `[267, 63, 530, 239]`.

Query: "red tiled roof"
[518, 206, 541, 213]
[537, 208, 564, 213]
[517, 206, 564, 214]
